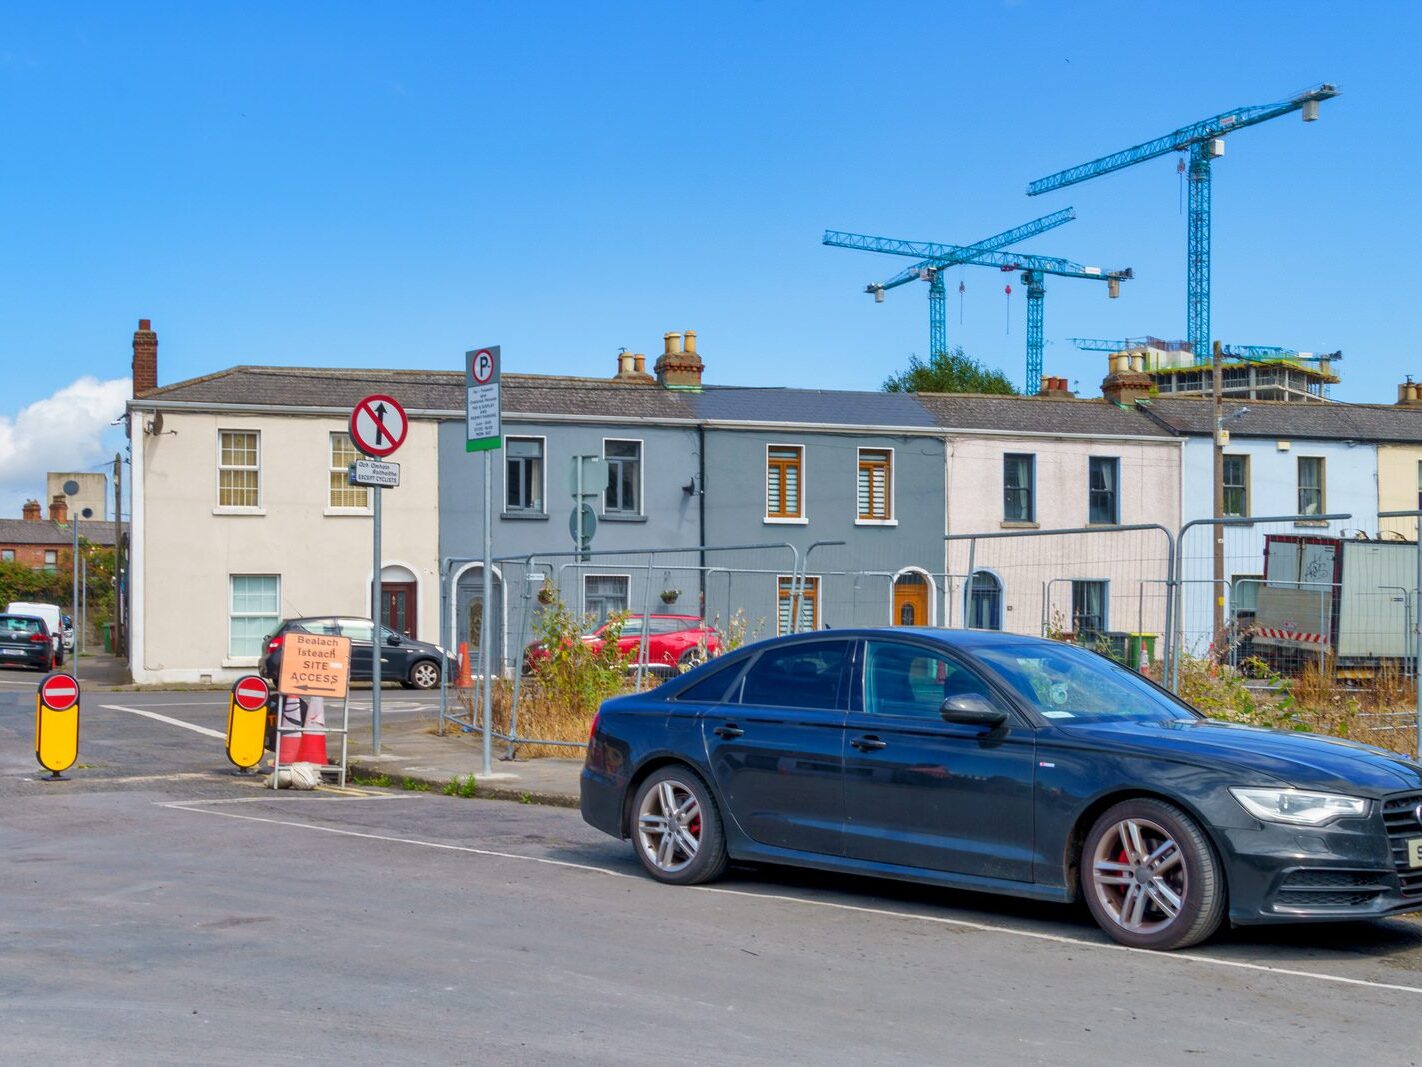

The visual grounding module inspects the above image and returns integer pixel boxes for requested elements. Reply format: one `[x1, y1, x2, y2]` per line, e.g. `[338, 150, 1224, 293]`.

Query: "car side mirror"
[386, 633, 402, 645]
[940, 693, 1008, 729]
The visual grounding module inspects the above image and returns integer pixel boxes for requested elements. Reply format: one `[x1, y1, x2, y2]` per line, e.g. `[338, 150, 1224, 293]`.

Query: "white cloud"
[0, 377, 131, 513]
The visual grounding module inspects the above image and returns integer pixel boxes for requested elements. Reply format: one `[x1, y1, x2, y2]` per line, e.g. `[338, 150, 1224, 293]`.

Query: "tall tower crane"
[824, 229, 1131, 391]
[824, 208, 1074, 365]
[1028, 84, 1339, 361]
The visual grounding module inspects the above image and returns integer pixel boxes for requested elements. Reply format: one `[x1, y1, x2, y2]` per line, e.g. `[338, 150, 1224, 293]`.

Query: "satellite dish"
[145, 411, 165, 436]
[62, 480, 79, 495]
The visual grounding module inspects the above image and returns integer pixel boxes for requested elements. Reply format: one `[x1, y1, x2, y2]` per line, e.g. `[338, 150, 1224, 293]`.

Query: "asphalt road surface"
[5, 679, 1422, 1064]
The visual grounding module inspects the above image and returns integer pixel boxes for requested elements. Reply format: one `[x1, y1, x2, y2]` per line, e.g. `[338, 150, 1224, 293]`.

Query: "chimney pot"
[633, 354, 646, 374]
[684, 330, 697, 355]
[616, 352, 635, 378]
[22, 499, 41, 522]
[49, 494, 68, 524]
[664, 332, 684, 356]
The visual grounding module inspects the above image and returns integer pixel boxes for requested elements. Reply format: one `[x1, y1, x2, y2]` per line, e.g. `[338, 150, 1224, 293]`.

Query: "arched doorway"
[967, 571, 1002, 631]
[378, 564, 418, 639]
[892, 570, 931, 626]
[455, 565, 504, 675]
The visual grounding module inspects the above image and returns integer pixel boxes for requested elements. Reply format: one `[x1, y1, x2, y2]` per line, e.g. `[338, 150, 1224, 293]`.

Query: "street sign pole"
[481, 451, 493, 777]
[466, 345, 502, 780]
[576, 459, 584, 618]
[371, 483, 382, 755]
[348, 392, 408, 759]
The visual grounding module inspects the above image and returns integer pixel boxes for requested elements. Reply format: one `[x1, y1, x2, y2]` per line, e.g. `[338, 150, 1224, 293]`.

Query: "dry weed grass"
[448, 674, 666, 759]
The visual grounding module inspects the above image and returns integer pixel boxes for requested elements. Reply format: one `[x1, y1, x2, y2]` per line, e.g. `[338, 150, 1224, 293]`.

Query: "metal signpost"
[349, 393, 408, 756]
[466, 346, 502, 778]
[568, 455, 606, 616]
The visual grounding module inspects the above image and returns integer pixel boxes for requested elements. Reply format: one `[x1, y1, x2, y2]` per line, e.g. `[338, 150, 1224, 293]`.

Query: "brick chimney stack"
[1037, 376, 1075, 399]
[22, 499, 41, 522]
[654, 329, 704, 390]
[1100, 352, 1154, 407]
[49, 495, 68, 524]
[133, 318, 158, 397]
[1398, 379, 1422, 407]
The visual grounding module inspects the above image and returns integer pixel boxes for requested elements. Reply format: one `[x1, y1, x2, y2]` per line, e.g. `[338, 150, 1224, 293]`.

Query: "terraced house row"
[123, 321, 1422, 683]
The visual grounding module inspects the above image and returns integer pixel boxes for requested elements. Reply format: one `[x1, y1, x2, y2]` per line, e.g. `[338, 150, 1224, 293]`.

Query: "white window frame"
[765, 442, 808, 525]
[776, 574, 820, 635]
[855, 446, 897, 526]
[504, 434, 548, 516]
[215, 428, 264, 514]
[42, 550, 57, 570]
[0, 549, 13, 562]
[326, 431, 371, 515]
[227, 573, 280, 664]
[583, 572, 632, 626]
[601, 437, 644, 517]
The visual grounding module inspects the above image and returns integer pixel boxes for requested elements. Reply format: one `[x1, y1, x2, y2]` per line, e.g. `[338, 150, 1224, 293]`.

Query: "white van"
[6, 602, 64, 665]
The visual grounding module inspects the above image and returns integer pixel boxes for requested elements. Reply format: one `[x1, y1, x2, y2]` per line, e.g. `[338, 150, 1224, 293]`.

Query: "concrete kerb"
[344, 758, 580, 809]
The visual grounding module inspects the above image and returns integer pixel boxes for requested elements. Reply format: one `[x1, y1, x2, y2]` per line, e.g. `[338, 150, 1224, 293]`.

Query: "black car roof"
[736, 627, 1058, 653]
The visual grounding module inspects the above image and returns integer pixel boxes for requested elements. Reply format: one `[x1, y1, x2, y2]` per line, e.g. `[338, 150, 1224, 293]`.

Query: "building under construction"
[1075, 337, 1340, 403]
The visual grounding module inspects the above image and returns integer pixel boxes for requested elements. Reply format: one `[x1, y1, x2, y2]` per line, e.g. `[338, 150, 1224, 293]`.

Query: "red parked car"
[525, 614, 720, 676]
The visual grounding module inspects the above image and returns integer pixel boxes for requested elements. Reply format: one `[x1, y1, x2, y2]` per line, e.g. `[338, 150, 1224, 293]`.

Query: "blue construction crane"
[824, 228, 1131, 391]
[824, 208, 1074, 368]
[1028, 84, 1339, 362]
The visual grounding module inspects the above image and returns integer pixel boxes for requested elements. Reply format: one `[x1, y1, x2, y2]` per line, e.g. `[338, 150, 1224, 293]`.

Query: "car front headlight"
[1229, 787, 1368, 826]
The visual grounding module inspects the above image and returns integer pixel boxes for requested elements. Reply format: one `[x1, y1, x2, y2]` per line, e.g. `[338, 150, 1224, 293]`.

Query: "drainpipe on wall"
[697, 423, 707, 617]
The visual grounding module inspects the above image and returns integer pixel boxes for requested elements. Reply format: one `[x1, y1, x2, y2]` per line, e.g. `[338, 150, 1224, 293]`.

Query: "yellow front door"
[892, 579, 930, 626]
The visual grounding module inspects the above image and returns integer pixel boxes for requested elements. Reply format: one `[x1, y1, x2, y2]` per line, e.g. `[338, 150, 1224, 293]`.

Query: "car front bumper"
[1218, 810, 1422, 925]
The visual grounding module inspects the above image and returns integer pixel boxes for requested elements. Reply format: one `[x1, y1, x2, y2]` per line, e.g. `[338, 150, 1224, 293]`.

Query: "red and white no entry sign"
[232, 675, 270, 711]
[349, 394, 408, 458]
[40, 673, 79, 711]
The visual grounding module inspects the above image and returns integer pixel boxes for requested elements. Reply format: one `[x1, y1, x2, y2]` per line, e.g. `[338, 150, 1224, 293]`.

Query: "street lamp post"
[61, 480, 94, 668]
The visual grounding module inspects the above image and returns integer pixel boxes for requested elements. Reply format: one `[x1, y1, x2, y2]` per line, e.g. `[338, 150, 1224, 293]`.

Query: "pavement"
[344, 693, 584, 807]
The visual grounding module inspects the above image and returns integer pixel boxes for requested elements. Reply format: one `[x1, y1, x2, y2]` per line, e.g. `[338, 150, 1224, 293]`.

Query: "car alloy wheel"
[1082, 798, 1225, 950]
[409, 661, 441, 690]
[631, 766, 728, 885]
[1090, 816, 1187, 935]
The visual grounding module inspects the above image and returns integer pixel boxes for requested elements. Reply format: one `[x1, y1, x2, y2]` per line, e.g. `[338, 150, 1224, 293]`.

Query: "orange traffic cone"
[457, 642, 473, 688]
[296, 695, 328, 765]
[277, 695, 302, 764]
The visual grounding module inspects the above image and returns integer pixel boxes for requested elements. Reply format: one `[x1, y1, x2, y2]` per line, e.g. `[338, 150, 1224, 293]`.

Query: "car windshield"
[974, 643, 1196, 724]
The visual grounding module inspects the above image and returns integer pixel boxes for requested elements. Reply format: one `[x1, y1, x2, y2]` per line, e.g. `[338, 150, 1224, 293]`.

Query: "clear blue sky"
[0, 2, 1417, 510]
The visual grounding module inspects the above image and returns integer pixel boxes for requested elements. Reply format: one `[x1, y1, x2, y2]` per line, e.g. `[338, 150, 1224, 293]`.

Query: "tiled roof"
[138, 364, 1179, 437]
[0, 519, 123, 546]
[1141, 398, 1422, 443]
[916, 392, 1176, 437]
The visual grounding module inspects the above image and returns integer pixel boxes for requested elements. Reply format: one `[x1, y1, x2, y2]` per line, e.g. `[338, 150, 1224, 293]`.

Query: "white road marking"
[98, 703, 226, 739]
[163, 802, 1422, 997]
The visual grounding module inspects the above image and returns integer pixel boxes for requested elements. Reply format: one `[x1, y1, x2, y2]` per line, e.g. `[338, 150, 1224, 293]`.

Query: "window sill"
[324, 507, 373, 517]
[502, 511, 549, 521]
[222, 657, 261, 668]
[213, 507, 266, 516]
[764, 516, 809, 525]
[1000, 520, 1039, 529]
[855, 518, 898, 527]
[1294, 519, 1330, 528]
[601, 513, 647, 523]
[1086, 521, 1121, 528]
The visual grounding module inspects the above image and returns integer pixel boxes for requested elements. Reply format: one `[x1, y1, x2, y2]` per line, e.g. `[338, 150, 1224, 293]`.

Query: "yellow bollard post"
[35, 673, 80, 781]
[227, 675, 271, 773]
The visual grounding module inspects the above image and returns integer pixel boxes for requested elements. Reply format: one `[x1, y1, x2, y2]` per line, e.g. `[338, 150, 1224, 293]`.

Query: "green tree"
[882, 347, 1018, 395]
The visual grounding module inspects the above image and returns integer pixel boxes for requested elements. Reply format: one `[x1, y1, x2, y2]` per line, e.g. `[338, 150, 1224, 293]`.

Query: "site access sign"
[466, 345, 501, 452]
[350, 394, 408, 458]
[277, 632, 352, 699]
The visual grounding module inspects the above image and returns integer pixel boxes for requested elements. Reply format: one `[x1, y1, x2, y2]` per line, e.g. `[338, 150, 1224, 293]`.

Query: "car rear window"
[674, 659, 747, 704]
[737, 640, 848, 711]
[0, 616, 43, 635]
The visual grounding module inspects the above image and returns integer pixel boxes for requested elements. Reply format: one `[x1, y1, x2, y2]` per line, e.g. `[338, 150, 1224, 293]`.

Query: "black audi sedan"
[581, 628, 1422, 950]
[0, 613, 56, 672]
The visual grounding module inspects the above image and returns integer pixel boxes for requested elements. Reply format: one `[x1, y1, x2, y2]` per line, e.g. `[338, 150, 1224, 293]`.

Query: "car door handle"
[713, 724, 744, 739]
[850, 735, 888, 752]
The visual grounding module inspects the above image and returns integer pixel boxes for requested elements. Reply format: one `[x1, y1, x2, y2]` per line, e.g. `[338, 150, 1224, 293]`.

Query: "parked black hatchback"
[0, 614, 56, 672]
[582, 628, 1422, 951]
[262, 617, 455, 690]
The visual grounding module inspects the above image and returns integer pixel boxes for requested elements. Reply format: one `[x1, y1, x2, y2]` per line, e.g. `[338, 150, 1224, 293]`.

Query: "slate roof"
[1141, 397, 1422, 443]
[139, 365, 1179, 437]
[915, 393, 1177, 438]
[0, 519, 123, 547]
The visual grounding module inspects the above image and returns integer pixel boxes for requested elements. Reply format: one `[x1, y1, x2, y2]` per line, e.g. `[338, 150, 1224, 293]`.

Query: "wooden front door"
[380, 582, 417, 639]
[892, 576, 930, 627]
